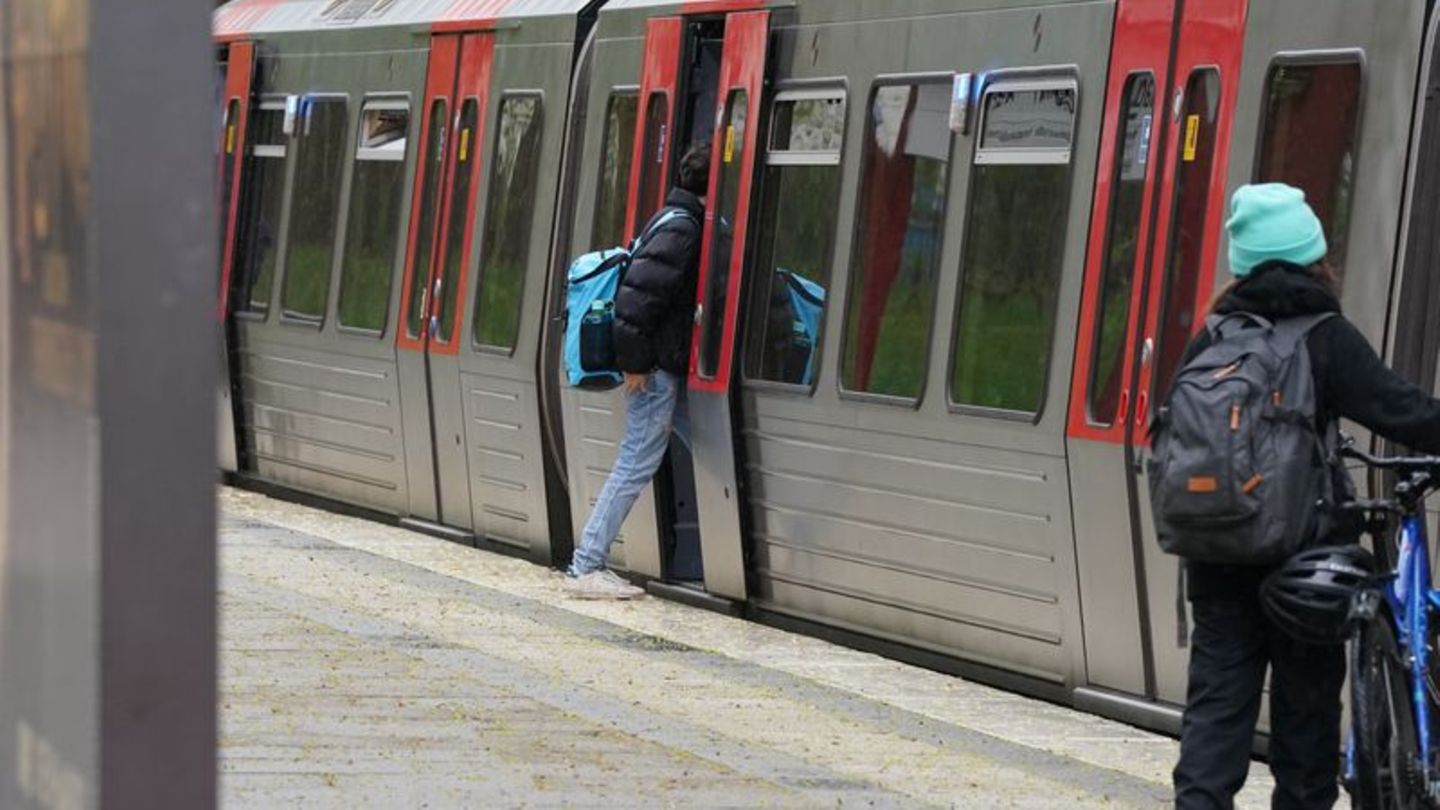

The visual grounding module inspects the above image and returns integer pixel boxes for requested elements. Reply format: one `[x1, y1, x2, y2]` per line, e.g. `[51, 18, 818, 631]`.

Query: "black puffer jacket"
[613, 189, 705, 375]
[1182, 261, 1440, 596]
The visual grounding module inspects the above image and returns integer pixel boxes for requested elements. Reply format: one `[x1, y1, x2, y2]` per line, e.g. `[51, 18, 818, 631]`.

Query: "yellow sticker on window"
[459, 128, 472, 162]
[1183, 114, 1200, 162]
[723, 124, 736, 164]
[225, 124, 236, 155]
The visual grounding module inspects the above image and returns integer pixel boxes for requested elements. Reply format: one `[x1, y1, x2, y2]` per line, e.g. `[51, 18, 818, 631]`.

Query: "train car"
[213, 0, 1440, 736]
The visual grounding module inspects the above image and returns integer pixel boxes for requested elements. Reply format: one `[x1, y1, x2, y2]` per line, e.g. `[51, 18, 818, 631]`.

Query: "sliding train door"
[217, 41, 256, 474]
[1068, 0, 1247, 719]
[395, 32, 494, 532]
[685, 10, 769, 602]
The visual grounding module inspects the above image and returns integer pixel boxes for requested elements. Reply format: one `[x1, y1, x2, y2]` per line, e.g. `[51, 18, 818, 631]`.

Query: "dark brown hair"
[677, 142, 712, 194]
[1206, 260, 1339, 315]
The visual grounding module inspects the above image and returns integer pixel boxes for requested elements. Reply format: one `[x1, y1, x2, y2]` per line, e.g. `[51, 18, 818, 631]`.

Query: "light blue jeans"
[569, 370, 689, 576]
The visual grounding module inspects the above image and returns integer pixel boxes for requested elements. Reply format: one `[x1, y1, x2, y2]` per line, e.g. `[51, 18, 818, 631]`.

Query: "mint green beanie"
[1225, 183, 1327, 278]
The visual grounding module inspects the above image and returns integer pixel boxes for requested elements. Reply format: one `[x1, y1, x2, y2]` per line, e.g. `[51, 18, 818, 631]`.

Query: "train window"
[950, 80, 1077, 415]
[1256, 58, 1362, 271]
[281, 97, 349, 322]
[235, 103, 288, 314]
[404, 98, 448, 339]
[697, 89, 749, 379]
[1152, 68, 1221, 401]
[472, 94, 544, 352]
[219, 99, 241, 262]
[436, 98, 479, 343]
[839, 81, 952, 401]
[337, 102, 409, 333]
[635, 93, 670, 238]
[592, 91, 638, 250]
[744, 90, 846, 387]
[1087, 74, 1155, 425]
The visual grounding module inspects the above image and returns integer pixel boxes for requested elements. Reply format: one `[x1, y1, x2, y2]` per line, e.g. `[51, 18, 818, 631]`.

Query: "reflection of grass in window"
[952, 293, 1051, 412]
[338, 255, 393, 331]
[474, 263, 522, 349]
[866, 283, 930, 398]
[283, 244, 332, 318]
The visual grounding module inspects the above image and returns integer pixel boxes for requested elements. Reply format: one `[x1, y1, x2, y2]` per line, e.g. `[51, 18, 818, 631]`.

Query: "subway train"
[213, 0, 1440, 735]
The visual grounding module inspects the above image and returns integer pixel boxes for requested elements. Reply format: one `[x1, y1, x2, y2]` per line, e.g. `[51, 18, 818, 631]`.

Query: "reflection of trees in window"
[950, 81, 1076, 414]
[841, 82, 951, 400]
[282, 98, 349, 321]
[1257, 60, 1361, 272]
[338, 103, 409, 333]
[473, 94, 543, 351]
[746, 93, 844, 385]
[1087, 74, 1154, 424]
[236, 106, 288, 313]
[592, 92, 637, 250]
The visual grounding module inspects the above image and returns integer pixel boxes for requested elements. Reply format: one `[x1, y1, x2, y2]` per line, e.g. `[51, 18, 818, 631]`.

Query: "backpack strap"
[630, 206, 697, 252]
[1268, 312, 1337, 357]
[1205, 311, 1273, 341]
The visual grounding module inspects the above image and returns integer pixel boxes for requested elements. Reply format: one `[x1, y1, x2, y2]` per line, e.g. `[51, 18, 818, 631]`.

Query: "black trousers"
[1173, 569, 1346, 810]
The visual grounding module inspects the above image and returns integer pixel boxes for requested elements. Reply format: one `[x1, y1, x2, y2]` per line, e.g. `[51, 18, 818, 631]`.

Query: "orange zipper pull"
[1230, 403, 1240, 431]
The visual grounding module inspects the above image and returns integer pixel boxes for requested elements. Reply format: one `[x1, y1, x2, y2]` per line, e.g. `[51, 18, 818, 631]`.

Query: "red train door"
[1066, 0, 1248, 710]
[216, 41, 256, 474]
[625, 17, 683, 243]
[686, 10, 769, 601]
[396, 32, 494, 530]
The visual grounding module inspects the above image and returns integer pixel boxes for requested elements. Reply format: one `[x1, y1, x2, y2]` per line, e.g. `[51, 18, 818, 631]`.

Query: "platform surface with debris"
[219, 487, 1299, 809]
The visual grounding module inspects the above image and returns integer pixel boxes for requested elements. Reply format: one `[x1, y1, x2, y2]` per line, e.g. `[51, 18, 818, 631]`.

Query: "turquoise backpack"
[563, 208, 693, 389]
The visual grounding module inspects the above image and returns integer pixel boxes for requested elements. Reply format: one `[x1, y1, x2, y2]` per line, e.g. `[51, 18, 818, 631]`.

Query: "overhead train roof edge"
[213, 0, 594, 39]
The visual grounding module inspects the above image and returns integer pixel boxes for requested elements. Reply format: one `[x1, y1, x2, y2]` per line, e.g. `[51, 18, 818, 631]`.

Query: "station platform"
[219, 488, 1284, 809]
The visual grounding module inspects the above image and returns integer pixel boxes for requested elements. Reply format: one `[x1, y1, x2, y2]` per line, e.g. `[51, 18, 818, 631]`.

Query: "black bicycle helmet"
[1261, 544, 1375, 646]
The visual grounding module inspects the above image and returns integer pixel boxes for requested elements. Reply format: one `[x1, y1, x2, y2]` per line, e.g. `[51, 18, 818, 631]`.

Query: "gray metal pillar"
[0, 0, 217, 808]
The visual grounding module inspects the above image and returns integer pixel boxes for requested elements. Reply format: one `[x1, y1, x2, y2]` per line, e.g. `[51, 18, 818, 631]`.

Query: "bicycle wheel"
[1351, 614, 1423, 809]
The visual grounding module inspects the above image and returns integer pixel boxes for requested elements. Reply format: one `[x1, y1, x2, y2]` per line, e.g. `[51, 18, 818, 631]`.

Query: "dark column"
[0, 0, 217, 808]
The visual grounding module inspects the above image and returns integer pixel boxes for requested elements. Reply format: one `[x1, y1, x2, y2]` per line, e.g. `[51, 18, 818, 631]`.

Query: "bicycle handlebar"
[1340, 444, 1440, 472]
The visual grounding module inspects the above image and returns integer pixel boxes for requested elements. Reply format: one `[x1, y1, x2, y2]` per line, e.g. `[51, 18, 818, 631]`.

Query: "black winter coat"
[613, 189, 705, 375]
[1180, 261, 1440, 596]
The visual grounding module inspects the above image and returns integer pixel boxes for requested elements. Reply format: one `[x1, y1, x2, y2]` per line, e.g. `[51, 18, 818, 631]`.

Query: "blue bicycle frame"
[1383, 511, 1440, 764]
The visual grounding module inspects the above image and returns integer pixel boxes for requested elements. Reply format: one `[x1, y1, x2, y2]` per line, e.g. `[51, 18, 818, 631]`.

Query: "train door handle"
[1118, 389, 1131, 424]
[433, 277, 444, 298]
[1140, 337, 1154, 369]
[1134, 390, 1149, 429]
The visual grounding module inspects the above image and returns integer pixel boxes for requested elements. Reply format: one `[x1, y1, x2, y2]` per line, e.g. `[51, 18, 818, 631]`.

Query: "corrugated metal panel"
[214, 0, 591, 37]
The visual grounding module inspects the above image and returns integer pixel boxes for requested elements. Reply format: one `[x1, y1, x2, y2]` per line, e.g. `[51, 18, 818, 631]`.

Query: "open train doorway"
[655, 18, 725, 588]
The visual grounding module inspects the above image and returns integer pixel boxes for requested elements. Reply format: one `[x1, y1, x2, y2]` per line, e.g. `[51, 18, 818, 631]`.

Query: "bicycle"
[1341, 443, 1440, 809]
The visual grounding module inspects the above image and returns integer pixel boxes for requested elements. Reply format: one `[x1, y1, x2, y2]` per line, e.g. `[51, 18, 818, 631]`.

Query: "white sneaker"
[563, 569, 645, 600]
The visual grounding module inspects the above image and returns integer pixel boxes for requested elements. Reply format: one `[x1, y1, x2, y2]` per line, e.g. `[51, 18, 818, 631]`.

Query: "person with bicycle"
[1167, 183, 1440, 809]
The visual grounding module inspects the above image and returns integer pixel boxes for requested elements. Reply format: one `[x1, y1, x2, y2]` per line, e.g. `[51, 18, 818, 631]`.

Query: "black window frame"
[591, 87, 640, 251]
[233, 96, 292, 322]
[471, 90, 546, 356]
[1251, 49, 1367, 271]
[279, 92, 352, 328]
[336, 94, 413, 338]
[740, 81, 849, 396]
[946, 70, 1081, 423]
[836, 73, 957, 409]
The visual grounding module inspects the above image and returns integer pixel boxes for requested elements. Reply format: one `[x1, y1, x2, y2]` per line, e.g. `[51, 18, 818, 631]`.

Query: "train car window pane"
[978, 87, 1076, 152]
[1152, 68, 1221, 400]
[745, 92, 845, 386]
[437, 99, 479, 343]
[220, 100, 241, 263]
[1087, 74, 1155, 424]
[473, 94, 544, 352]
[281, 98, 349, 321]
[951, 80, 1078, 414]
[1257, 60, 1362, 271]
[635, 93, 670, 239]
[235, 106, 288, 313]
[697, 90, 748, 379]
[592, 92, 638, 250]
[405, 98, 448, 339]
[840, 82, 952, 400]
[338, 104, 410, 333]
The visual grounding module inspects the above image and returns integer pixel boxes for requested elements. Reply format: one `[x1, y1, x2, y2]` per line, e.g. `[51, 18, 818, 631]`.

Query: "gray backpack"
[1149, 311, 1340, 565]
